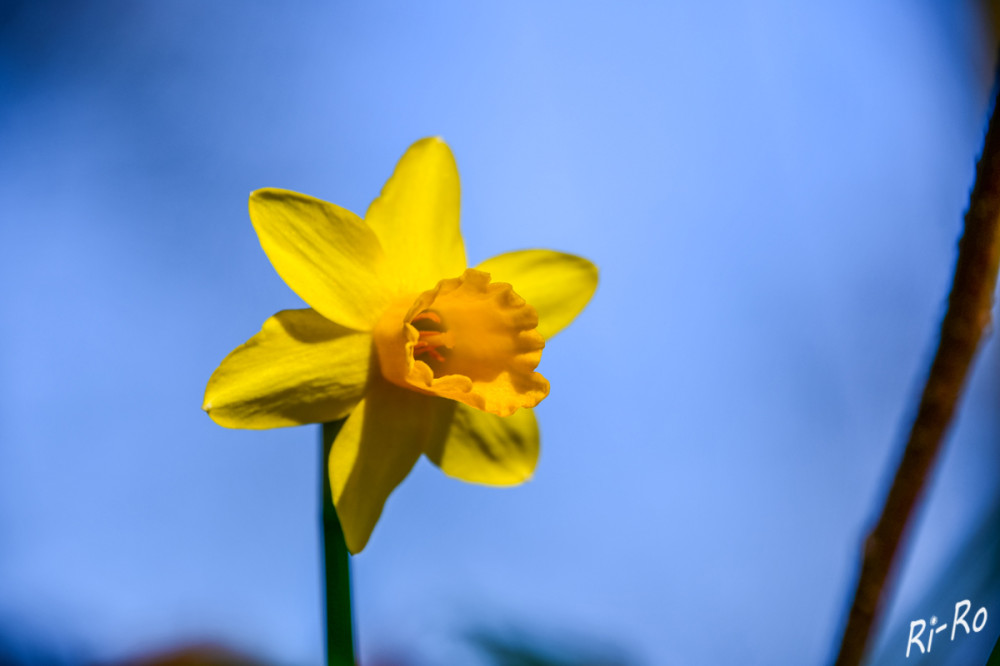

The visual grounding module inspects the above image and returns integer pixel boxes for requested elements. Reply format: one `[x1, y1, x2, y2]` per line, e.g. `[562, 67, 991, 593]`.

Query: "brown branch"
[832, 51, 1000, 666]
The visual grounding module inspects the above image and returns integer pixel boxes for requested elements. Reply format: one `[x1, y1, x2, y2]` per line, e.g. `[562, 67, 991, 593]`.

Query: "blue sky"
[1, 2, 997, 664]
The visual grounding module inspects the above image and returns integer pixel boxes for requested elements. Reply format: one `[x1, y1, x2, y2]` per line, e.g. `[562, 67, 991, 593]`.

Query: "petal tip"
[248, 186, 278, 201]
[410, 135, 453, 156]
[345, 534, 368, 555]
[512, 465, 536, 485]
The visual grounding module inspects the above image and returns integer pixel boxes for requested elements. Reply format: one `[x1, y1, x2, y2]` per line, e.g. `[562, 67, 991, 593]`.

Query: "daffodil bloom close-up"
[203, 137, 597, 553]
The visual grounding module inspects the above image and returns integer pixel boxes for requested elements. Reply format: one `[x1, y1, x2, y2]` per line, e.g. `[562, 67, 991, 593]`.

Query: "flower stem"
[321, 420, 356, 666]
[832, 50, 1000, 666]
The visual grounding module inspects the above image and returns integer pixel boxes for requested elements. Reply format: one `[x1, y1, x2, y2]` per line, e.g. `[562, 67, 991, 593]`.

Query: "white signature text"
[906, 599, 988, 658]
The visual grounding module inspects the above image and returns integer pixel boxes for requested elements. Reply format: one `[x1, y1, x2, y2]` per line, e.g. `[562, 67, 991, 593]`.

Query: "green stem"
[321, 420, 356, 666]
[987, 631, 1000, 666]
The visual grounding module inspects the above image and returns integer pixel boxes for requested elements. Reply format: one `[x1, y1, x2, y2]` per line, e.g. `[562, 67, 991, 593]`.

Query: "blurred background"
[1, 1, 999, 664]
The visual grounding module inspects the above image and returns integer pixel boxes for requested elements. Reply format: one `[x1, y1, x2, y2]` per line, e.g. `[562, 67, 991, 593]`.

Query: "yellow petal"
[364, 137, 466, 293]
[373, 269, 549, 418]
[476, 250, 598, 339]
[249, 188, 391, 331]
[329, 380, 455, 553]
[426, 403, 539, 486]
[203, 309, 372, 429]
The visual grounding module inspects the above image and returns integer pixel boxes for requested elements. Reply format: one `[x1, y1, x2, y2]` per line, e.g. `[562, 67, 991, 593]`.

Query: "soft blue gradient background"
[1, 2, 998, 664]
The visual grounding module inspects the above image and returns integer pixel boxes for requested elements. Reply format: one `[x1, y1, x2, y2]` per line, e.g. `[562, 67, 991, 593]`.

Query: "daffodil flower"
[203, 138, 597, 553]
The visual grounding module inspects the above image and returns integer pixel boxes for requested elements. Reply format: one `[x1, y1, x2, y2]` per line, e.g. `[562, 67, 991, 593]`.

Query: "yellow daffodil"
[203, 138, 597, 553]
